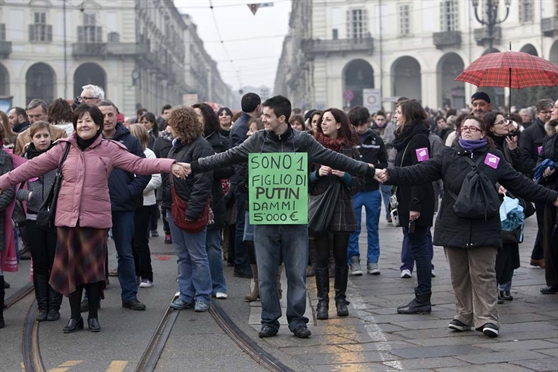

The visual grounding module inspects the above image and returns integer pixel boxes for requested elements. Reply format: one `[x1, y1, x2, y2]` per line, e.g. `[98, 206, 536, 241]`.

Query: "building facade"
[0, 0, 232, 115]
[275, 0, 558, 111]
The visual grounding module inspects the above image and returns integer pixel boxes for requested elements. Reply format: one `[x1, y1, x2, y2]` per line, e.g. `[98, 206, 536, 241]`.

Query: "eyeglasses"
[79, 96, 97, 102]
[461, 125, 482, 133]
[494, 120, 506, 126]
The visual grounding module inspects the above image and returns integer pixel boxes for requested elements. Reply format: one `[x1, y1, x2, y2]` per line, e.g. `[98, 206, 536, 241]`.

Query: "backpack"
[446, 154, 501, 220]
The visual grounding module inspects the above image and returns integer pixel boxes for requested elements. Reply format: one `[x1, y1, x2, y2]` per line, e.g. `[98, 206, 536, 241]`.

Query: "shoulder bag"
[170, 176, 210, 233]
[308, 177, 341, 235]
[36, 142, 71, 228]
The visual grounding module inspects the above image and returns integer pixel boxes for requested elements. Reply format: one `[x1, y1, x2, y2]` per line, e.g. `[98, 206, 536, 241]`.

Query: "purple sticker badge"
[538, 146, 543, 155]
[415, 148, 429, 162]
[484, 153, 500, 169]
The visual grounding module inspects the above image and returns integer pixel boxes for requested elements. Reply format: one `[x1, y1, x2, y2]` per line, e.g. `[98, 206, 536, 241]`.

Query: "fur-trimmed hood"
[545, 120, 558, 137]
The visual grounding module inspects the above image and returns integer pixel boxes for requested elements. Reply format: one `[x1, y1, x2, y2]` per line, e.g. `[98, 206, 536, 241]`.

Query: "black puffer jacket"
[204, 131, 234, 230]
[387, 144, 558, 249]
[355, 129, 387, 191]
[519, 117, 546, 176]
[162, 136, 214, 221]
[192, 128, 375, 179]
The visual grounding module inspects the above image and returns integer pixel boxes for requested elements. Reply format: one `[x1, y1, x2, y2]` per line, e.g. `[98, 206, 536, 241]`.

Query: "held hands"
[331, 169, 345, 178]
[318, 165, 332, 177]
[375, 169, 389, 183]
[171, 162, 191, 179]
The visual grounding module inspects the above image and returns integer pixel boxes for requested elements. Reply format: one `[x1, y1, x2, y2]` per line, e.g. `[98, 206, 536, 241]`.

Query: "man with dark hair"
[228, 92, 262, 278]
[520, 98, 554, 269]
[157, 104, 172, 131]
[84, 100, 150, 311]
[184, 95, 377, 339]
[8, 107, 29, 133]
[470, 92, 492, 118]
[14, 100, 68, 156]
[347, 106, 387, 276]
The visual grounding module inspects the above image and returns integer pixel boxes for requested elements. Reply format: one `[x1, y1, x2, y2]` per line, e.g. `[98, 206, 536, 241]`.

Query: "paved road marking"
[347, 282, 405, 371]
[106, 361, 128, 372]
[48, 360, 82, 372]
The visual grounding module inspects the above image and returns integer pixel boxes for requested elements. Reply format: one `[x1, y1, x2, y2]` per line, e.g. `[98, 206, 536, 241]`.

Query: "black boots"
[0, 275, 5, 328]
[397, 289, 432, 314]
[47, 285, 62, 321]
[334, 265, 350, 317]
[315, 267, 329, 320]
[34, 273, 49, 322]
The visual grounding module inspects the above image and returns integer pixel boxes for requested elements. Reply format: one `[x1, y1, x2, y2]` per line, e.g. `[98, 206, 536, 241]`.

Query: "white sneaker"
[367, 263, 380, 275]
[139, 279, 153, 288]
[431, 270, 436, 278]
[215, 292, 228, 299]
[400, 269, 412, 278]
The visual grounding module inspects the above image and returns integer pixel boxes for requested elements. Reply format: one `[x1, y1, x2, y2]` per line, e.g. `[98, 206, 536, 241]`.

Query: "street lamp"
[472, 0, 512, 53]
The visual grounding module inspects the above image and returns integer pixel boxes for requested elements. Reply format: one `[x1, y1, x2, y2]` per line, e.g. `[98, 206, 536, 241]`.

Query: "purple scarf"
[458, 138, 487, 152]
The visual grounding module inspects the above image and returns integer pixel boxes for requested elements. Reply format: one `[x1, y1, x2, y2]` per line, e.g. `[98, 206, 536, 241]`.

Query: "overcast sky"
[174, 0, 292, 92]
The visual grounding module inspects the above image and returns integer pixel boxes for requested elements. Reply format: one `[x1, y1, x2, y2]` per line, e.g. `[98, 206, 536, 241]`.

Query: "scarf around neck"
[318, 135, 349, 153]
[458, 137, 488, 152]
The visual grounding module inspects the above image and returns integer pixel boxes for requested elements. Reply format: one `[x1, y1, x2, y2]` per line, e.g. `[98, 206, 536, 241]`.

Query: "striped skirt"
[49, 226, 108, 296]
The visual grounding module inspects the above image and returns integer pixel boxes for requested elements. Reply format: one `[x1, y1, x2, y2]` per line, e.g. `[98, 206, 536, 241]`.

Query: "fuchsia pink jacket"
[0, 134, 175, 229]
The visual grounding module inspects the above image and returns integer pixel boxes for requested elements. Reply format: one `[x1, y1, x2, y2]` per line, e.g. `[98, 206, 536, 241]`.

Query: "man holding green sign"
[187, 96, 377, 339]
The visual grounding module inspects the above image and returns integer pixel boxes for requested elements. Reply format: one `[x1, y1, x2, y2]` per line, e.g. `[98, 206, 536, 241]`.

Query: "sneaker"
[151, 230, 159, 237]
[215, 292, 228, 299]
[139, 279, 153, 288]
[350, 257, 363, 276]
[170, 298, 194, 310]
[194, 301, 209, 312]
[108, 268, 118, 277]
[400, 269, 412, 278]
[234, 267, 253, 279]
[259, 325, 278, 338]
[448, 319, 471, 332]
[482, 323, 499, 337]
[164, 234, 172, 244]
[293, 326, 311, 338]
[367, 263, 380, 275]
[431, 270, 436, 278]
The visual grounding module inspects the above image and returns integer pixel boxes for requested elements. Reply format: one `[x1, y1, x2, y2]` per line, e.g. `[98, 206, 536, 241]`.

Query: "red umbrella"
[455, 51, 558, 110]
[455, 51, 558, 88]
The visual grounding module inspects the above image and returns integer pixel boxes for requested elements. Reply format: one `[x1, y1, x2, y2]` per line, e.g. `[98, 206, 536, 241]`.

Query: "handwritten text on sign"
[249, 153, 308, 224]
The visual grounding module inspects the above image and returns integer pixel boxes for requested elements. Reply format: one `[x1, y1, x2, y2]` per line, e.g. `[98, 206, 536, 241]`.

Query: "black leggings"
[314, 233, 349, 268]
[68, 282, 102, 320]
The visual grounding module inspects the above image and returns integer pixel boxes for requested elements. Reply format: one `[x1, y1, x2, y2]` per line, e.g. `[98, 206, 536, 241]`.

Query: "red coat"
[0, 134, 175, 229]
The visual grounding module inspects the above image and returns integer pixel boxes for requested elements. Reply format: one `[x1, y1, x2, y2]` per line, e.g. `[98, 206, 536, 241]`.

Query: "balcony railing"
[72, 42, 149, 58]
[0, 41, 12, 58]
[432, 31, 462, 49]
[301, 37, 374, 58]
[473, 26, 501, 46]
[542, 17, 558, 36]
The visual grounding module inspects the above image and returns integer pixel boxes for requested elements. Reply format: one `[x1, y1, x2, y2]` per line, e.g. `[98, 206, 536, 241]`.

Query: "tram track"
[20, 290, 294, 372]
[4, 282, 34, 309]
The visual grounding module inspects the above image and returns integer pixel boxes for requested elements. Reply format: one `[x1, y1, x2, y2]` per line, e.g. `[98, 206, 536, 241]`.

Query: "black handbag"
[36, 143, 71, 228]
[308, 178, 341, 235]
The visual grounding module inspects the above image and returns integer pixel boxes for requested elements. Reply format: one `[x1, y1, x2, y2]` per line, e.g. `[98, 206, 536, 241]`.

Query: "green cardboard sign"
[248, 152, 308, 225]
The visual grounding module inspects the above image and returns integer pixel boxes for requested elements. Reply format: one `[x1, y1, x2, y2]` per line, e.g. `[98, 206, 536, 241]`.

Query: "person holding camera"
[484, 112, 526, 303]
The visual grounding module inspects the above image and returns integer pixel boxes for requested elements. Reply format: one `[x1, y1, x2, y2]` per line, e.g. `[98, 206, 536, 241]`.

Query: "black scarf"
[77, 131, 102, 151]
[491, 134, 506, 151]
[26, 141, 54, 159]
[391, 121, 430, 151]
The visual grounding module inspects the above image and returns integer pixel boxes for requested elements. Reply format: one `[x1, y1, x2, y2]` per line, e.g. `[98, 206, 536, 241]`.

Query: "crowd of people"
[1, 85, 558, 342]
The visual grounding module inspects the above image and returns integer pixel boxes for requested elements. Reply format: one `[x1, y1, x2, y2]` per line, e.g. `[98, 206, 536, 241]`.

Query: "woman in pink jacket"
[0, 104, 188, 333]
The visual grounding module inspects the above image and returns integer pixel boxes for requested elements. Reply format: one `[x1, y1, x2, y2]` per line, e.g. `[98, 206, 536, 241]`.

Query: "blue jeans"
[254, 224, 309, 332]
[112, 211, 138, 303]
[380, 184, 392, 220]
[401, 227, 434, 272]
[206, 229, 227, 294]
[348, 190, 381, 264]
[402, 225, 432, 294]
[168, 213, 212, 304]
